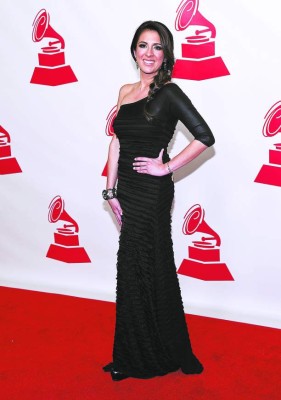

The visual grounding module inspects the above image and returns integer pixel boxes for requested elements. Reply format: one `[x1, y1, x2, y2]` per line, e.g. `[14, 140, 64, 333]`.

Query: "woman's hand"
[108, 198, 123, 226]
[133, 148, 167, 176]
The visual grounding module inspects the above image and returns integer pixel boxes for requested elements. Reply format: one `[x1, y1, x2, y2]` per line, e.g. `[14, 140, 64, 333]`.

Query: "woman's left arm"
[133, 84, 215, 176]
[164, 139, 208, 173]
[133, 140, 208, 176]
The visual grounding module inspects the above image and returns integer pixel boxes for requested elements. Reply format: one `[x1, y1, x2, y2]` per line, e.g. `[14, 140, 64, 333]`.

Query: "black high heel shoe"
[110, 369, 129, 381]
[103, 363, 113, 372]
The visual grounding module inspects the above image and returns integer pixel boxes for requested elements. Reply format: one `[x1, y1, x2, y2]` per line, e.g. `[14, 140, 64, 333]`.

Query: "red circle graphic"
[175, 0, 198, 31]
[262, 101, 281, 137]
[182, 204, 204, 235]
[48, 196, 64, 223]
[32, 9, 49, 42]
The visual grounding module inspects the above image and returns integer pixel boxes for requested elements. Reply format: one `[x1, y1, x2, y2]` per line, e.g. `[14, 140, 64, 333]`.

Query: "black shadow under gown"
[104, 83, 215, 379]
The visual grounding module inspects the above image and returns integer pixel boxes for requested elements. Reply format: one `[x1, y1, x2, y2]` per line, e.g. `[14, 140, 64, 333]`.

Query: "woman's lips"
[143, 60, 155, 65]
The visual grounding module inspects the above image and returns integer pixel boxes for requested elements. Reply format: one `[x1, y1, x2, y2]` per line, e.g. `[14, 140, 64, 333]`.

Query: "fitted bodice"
[113, 96, 175, 175]
[113, 83, 215, 176]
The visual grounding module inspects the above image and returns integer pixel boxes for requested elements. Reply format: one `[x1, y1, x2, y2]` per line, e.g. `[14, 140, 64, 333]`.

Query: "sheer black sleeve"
[166, 83, 215, 147]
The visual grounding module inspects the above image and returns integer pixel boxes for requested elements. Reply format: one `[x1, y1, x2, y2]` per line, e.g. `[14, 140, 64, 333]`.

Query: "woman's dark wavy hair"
[130, 21, 175, 121]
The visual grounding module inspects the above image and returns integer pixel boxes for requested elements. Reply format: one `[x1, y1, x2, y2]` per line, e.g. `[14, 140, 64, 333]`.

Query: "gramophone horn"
[262, 101, 281, 137]
[32, 8, 65, 49]
[175, 0, 199, 31]
[183, 204, 221, 246]
[182, 204, 204, 235]
[175, 0, 216, 38]
[105, 106, 117, 136]
[48, 196, 79, 232]
[192, 10, 216, 38]
[48, 195, 64, 222]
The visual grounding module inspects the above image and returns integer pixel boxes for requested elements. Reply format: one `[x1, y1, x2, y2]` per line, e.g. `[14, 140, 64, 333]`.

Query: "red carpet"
[1, 286, 280, 400]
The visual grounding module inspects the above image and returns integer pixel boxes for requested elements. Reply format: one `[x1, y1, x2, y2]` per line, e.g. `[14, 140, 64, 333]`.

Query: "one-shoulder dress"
[104, 83, 215, 379]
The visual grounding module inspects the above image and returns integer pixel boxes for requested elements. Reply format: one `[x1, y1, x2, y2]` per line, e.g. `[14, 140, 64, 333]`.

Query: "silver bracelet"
[102, 188, 117, 200]
[166, 162, 172, 174]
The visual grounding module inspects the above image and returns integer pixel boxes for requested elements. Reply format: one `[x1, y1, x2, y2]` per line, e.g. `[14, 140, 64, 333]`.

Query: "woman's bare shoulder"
[117, 83, 138, 108]
[119, 83, 137, 98]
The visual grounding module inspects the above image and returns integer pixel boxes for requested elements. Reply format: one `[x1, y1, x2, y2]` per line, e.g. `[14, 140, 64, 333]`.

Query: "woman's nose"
[145, 46, 153, 56]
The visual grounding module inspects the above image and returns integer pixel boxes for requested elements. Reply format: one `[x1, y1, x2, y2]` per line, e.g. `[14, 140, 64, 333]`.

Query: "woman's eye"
[139, 43, 146, 48]
[154, 45, 163, 51]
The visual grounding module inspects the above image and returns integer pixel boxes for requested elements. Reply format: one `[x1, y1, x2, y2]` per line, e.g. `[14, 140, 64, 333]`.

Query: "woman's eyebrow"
[138, 41, 162, 45]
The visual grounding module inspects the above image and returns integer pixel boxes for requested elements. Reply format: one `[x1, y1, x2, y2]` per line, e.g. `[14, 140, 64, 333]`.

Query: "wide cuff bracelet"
[102, 188, 117, 200]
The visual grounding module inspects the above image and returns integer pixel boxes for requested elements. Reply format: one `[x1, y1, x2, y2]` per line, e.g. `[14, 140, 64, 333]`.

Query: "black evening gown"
[104, 83, 215, 379]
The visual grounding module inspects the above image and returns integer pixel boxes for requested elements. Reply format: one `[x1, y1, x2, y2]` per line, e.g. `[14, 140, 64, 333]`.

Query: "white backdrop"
[1, 0, 281, 328]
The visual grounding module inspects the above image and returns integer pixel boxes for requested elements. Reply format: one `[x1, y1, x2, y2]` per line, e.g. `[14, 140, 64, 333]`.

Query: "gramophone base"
[30, 65, 78, 86]
[178, 259, 234, 281]
[46, 244, 91, 263]
[172, 56, 230, 81]
[0, 157, 22, 174]
[254, 164, 281, 187]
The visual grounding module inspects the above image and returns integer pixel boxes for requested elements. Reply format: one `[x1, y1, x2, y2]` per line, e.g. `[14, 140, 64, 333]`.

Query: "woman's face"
[134, 29, 165, 76]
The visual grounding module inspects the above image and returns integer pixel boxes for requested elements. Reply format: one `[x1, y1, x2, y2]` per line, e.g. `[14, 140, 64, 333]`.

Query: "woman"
[102, 21, 215, 381]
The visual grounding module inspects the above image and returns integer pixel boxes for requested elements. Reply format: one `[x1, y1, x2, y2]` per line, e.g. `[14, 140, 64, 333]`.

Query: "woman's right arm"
[106, 134, 123, 226]
[105, 85, 128, 226]
[106, 133, 119, 190]
[105, 84, 133, 225]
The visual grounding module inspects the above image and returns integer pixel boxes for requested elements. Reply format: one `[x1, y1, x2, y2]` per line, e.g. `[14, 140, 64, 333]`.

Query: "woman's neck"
[138, 73, 156, 92]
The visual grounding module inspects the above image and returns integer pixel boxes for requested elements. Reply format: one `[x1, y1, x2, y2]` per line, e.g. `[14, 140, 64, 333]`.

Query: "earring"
[136, 61, 139, 69]
[162, 60, 167, 71]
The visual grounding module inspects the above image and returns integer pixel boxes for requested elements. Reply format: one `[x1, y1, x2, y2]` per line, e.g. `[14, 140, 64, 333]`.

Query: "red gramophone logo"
[0, 125, 22, 175]
[172, 0, 230, 80]
[30, 9, 77, 86]
[46, 196, 91, 263]
[255, 101, 281, 187]
[102, 105, 117, 177]
[177, 204, 233, 280]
